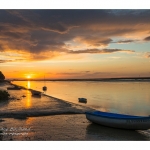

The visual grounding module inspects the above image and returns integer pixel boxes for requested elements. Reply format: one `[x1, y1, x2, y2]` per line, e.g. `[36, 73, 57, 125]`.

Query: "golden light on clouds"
[1, 10, 150, 79]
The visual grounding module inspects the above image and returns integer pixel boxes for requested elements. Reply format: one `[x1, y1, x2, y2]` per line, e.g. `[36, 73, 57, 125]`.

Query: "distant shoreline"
[7, 77, 150, 82]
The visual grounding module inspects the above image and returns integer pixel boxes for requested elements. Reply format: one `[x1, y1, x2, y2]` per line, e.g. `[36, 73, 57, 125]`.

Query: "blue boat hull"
[85, 111, 150, 130]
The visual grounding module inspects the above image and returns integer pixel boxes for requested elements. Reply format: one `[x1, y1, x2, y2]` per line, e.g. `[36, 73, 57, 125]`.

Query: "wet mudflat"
[1, 114, 150, 141]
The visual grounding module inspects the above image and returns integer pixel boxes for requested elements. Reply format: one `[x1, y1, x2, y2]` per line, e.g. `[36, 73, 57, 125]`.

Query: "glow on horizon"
[0, 10, 150, 79]
[27, 75, 31, 79]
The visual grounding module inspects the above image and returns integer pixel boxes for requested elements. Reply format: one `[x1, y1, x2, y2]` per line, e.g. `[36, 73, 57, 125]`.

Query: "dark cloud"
[0, 59, 25, 63]
[56, 70, 114, 78]
[0, 59, 13, 63]
[82, 71, 91, 73]
[89, 71, 115, 76]
[75, 36, 113, 46]
[0, 44, 4, 51]
[57, 72, 79, 75]
[116, 40, 136, 44]
[0, 10, 149, 61]
[0, 60, 11, 63]
[68, 49, 134, 54]
[144, 36, 150, 41]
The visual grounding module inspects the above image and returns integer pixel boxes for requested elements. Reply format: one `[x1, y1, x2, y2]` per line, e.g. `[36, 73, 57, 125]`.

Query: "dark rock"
[14, 116, 28, 120]
[0, 90, 10, 101]
[22, 95, 26, 97]
[0, 119, 5, 122]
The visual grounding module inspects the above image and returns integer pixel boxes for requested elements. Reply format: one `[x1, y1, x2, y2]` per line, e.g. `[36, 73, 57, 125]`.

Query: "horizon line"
[6, 76, 150, 81]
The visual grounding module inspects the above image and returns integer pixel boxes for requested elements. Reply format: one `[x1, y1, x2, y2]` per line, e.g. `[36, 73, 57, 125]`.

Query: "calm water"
[12, 81, 150, 116]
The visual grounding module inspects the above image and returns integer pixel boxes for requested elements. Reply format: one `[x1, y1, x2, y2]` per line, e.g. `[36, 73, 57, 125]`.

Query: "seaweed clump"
[0, 90, 10, 101]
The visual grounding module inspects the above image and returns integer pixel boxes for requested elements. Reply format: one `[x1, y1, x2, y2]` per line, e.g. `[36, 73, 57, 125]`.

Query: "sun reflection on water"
[27, 81, 30, 89]
[25, 117, 34, 125]
[26, 90, 31, 108]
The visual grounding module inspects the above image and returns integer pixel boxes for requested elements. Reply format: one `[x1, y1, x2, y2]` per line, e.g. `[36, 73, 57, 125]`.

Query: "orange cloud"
[144, 36, 150, 41]
[0, 9, 150, 63]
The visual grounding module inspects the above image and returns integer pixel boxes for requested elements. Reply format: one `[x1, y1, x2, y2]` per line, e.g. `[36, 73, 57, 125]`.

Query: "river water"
[13, 80, 150, 116]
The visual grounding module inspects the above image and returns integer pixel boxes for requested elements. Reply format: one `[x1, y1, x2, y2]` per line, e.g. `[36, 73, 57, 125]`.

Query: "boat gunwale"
[85, 111, 150, 120]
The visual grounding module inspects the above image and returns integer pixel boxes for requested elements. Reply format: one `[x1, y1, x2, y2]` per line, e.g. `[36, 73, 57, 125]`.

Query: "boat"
[7, 86, 21, 90]
[43, 86, 47, 91]
[85, 111, 150, 130]
[78, 98, 87, 103]
[30, 89, 42, 97]
[42, 76, 47, 91]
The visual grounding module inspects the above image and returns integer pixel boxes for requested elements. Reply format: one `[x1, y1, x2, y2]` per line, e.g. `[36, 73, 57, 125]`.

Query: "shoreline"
[0, 81, 94, 119]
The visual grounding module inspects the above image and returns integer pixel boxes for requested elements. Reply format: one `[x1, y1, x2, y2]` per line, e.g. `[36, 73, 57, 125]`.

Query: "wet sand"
[1, 115, 150, 141]
[0, 81, 150, 141]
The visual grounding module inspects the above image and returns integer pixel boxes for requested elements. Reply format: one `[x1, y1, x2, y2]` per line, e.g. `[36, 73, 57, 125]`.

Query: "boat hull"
[78, 98, 87, 103]
[86, 111, 150, 130]
[30, 89, 42, 97]
[7, 87, 21, 90]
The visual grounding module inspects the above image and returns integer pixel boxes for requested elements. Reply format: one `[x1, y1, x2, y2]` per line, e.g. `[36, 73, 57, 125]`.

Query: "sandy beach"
[0, 81, 150, 141]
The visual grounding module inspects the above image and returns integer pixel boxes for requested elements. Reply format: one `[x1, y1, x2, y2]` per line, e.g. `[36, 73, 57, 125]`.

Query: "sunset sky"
[1, 9, 150, 79]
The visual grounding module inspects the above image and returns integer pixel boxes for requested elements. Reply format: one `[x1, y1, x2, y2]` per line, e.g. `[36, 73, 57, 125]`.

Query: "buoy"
[43, 86, 47, 91]
[78, 98, 87, 103]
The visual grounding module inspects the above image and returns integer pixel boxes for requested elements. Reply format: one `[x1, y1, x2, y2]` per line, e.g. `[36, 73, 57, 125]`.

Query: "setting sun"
[23, 73, 38, 80]
[27, 75, 31, 79]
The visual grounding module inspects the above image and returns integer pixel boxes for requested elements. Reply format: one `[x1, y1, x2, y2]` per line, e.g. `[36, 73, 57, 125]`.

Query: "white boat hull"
[86, 112, 150, 130]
